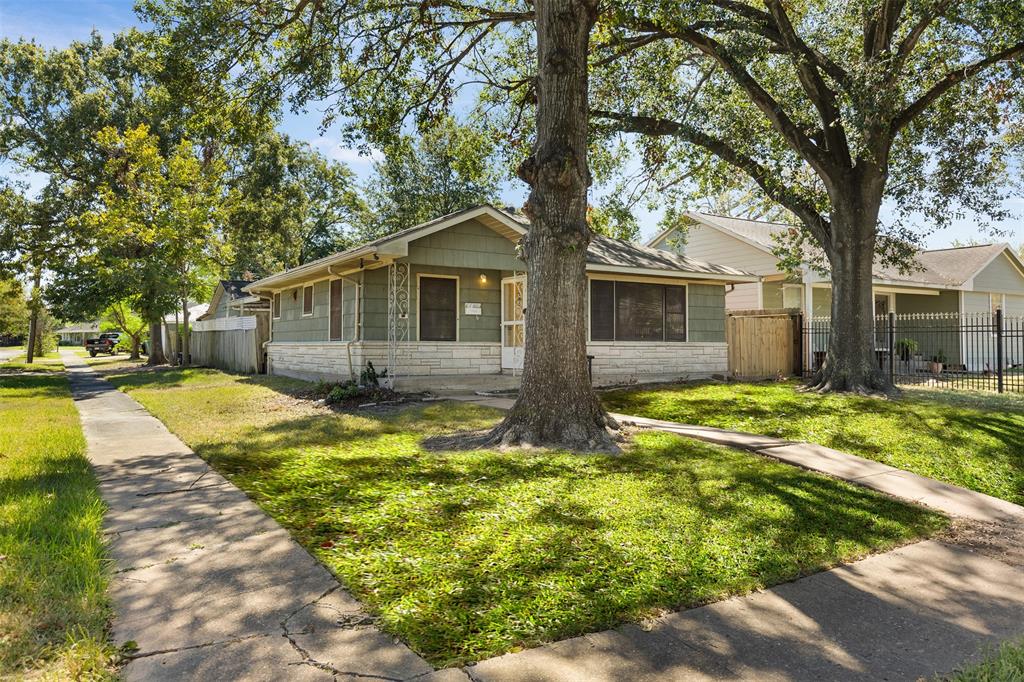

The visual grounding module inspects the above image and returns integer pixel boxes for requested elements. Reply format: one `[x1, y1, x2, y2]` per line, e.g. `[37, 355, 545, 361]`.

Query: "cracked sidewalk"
[64, 353, 459, 681]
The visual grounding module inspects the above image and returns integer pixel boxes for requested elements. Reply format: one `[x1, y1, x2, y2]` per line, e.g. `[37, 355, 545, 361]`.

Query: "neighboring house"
[196, 280, 269, 321]
[57, 321, 100, 344]
[649, 211, 1024, 371]
[244, 204, 756, 390]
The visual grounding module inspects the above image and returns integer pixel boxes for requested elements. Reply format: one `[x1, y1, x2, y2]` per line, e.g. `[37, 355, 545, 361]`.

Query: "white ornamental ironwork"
[386, 261, 410, 387]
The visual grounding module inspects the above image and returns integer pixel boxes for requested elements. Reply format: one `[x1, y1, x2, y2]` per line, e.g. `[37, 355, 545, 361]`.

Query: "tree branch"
[666, 27, 836, 177]
[591, 108, 830, 243]
[890, 40, 1024, 134]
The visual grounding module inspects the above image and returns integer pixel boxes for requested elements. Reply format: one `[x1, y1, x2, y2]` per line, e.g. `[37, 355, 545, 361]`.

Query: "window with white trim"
[590, 280, 687, 342]
[272, 293, 281, 319]
[302, 285, 314, 316]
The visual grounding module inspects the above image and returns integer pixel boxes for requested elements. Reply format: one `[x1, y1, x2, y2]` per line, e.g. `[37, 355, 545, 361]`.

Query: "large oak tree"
[587, 0, 1024, 392]
[144, 0, 618, 448]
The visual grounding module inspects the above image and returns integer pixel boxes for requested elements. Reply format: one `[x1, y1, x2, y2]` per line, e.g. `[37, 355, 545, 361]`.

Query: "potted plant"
[895, 338, 919, 363]
[930, 350, 946, 376]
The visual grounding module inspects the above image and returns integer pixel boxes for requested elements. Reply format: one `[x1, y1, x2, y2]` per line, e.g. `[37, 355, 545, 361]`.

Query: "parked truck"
[84, 332, 122, 357]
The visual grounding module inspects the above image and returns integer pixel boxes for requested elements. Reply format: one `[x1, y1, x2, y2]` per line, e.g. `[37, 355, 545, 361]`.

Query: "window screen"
[616, 281, 665, 341]
[273, 293, 281, 318]
[302, 285, 314, 316]
[420, 277, 457, 341]
[330, 280, 343, 340]
[590, 281, 687, 342]
[590, 280, 615, 341]
[665, 286, 687, 341]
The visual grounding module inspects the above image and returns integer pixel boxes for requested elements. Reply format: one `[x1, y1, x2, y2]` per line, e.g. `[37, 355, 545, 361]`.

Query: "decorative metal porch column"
[386, 261, 410, 388]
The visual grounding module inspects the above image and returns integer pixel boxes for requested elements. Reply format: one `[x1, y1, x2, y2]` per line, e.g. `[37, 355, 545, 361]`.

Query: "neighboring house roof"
[586, 234, 753, 278]
[57, 321, 100, 334]
[246, 204, 756, 293]
[163, 303, 209, 324]
[197, 279, 260, 320]
[652, 210, 1024, 291]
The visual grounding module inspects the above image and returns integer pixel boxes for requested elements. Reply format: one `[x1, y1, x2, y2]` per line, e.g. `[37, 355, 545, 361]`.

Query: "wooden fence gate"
[727, 309, 800, 379]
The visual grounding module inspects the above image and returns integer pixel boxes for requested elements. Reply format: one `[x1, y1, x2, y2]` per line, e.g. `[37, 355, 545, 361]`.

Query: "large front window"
[590, 280, 687, 342]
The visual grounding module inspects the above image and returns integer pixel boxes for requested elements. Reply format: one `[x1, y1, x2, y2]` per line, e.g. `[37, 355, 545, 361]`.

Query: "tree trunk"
[147, 320, 167, 365]
[807, 191, 893, 395]
[487, 0, 616, 450]
[25, 268, 41, 364]
[129, 336, 141, 361]
[181, 299, 191, 367]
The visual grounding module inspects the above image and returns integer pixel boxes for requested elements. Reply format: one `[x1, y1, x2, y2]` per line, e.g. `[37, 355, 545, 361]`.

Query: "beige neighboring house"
[649, 212, 1024, 372]
[649, 212, 1024, 319]
[57, 321, 101, 344]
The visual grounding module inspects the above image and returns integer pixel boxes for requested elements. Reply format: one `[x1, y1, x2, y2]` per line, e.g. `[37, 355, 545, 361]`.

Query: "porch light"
[479, 274, 488, 284]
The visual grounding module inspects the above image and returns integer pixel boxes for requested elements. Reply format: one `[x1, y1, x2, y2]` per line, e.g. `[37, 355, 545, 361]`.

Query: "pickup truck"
[84, 332, 122, 357]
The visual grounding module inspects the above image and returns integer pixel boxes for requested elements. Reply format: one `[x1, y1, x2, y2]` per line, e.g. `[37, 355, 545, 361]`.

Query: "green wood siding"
[272, 280, 331, 342]
[688, 284, 727, 341]
[360, 265, 506, 342]
[892, 290, 962, 366]
[407, 219, 524, 271]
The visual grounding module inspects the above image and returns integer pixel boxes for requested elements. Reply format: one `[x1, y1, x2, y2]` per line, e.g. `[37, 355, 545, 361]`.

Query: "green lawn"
[602, 381, 1024, 506]
[0, 352, 65, 373]
[942, 637, 1024, 681]
[0, 373, 113, 679]
[108, 368, 944, 666]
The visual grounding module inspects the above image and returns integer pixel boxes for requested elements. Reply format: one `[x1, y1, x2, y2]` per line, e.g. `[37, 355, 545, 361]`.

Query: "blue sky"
[2, 0, 1021, 247]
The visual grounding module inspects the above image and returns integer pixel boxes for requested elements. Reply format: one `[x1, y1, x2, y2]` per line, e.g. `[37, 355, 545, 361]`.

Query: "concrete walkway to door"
[63, 352, 459, 682]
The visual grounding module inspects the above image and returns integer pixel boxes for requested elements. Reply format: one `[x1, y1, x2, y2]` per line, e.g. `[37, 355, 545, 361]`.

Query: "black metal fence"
[801, 310, 1024, 393]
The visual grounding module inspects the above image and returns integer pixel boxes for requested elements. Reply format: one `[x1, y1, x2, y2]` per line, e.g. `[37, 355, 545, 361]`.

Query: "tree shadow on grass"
[179, 401, 945, 666]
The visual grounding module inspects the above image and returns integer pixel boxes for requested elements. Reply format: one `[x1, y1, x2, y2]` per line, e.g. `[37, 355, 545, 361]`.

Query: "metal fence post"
[888, 311, 895, 384]
[795, 313, 804, 377]
[996, 308, 1004, 393]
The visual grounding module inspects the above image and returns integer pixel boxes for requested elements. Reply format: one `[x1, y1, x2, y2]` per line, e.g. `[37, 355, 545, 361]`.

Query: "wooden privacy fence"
[727, 309, 800, 379]
[190, 314, 269, 374]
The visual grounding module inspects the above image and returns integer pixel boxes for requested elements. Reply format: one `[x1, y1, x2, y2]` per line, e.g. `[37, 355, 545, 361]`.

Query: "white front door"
[501, 276, 526, 371]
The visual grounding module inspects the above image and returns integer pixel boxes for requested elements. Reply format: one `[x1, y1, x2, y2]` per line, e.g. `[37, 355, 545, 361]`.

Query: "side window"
[302, 285, 314, 316]
[273, 293, 281, 319]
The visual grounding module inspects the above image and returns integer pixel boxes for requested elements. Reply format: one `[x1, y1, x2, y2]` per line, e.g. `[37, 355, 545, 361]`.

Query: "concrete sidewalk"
[613, 413, 1024, 524]
[63, 353, 456, 682]
[468, 539, 1024, 681]
[454, 394, 1024, 680]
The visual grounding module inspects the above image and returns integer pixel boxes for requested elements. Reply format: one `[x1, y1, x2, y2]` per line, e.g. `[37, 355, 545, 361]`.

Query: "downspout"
[329, 265, 363, 381]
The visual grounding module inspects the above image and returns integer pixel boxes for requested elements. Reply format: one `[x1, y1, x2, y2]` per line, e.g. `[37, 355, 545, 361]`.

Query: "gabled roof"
[586, 234, 752, 278]
[647, 211, 796, 252]
[652, 210, 1023, 290]
[246, 204, 756, 292]
[197, 280, 254, 320]
[57, 321, 100, 334]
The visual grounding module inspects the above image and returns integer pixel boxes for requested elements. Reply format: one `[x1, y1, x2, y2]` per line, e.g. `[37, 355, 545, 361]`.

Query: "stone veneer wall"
[267, 340, 727, 385]
[266, 341, 501, 383]
[587, 342, 727, 384]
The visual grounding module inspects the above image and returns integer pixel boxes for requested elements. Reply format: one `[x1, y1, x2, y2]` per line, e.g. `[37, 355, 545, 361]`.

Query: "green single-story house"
[243, 205, 756, 389]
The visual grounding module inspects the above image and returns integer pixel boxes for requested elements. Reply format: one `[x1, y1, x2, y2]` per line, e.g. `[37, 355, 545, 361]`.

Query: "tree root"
[486, 408, 622, 454]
